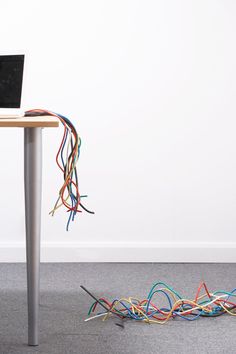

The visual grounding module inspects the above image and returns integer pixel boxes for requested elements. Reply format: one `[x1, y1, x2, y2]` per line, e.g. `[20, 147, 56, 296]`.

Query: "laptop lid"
[0, 55, 24, 111]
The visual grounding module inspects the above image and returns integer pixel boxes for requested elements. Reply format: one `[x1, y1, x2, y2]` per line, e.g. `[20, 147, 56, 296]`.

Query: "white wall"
[0, 0, 236, 262]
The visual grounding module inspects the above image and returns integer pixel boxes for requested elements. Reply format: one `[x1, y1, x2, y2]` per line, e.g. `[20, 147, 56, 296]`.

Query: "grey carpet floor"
[0, 263, 235, 354]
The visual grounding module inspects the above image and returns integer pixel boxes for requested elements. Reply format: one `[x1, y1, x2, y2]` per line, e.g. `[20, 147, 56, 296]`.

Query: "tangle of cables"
[25, 109, 94, 230]
[82, 281, 236, 324]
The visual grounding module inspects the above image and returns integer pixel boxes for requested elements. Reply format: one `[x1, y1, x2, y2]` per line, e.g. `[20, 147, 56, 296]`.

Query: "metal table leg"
[24, 128, 42, 346]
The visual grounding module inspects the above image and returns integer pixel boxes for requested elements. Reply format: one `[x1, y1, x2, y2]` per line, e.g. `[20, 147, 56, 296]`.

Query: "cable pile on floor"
[81, 281, 236, 325]
[25, 109, 94, 230]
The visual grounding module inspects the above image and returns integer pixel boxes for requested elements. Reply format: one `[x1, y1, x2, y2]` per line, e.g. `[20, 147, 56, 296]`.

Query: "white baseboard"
[0, 242, 235, 262]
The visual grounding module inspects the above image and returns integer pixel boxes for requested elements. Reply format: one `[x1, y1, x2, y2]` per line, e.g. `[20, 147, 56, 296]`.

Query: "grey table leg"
[24, 128, 42, 346]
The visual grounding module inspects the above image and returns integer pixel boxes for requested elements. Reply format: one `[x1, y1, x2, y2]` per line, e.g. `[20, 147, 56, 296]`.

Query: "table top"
[0, 116, 59, 127]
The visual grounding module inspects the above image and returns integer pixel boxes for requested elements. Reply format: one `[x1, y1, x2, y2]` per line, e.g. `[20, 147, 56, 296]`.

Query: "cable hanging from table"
[25, 109, 94, 230]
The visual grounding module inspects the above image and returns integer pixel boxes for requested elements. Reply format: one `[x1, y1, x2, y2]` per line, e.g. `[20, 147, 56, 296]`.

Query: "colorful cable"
[25, 109, 94, 230]
[83, 281, 236, 324]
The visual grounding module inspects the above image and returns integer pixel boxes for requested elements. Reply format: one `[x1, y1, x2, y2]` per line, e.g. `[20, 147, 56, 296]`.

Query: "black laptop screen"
[0, 55, 24, 108]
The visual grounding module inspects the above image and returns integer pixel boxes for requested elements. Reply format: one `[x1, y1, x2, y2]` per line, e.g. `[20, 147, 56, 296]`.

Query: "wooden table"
[0, 116, 59, 346]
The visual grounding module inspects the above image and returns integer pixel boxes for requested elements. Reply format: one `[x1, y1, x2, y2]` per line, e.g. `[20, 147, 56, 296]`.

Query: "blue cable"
[146, 289, 173, 314]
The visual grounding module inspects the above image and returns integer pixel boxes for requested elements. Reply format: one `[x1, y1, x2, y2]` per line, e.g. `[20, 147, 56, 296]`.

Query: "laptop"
[0, 54, 25, 118]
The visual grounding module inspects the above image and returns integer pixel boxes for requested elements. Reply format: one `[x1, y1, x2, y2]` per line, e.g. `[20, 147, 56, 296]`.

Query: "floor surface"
[0, 263, 235, 354]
